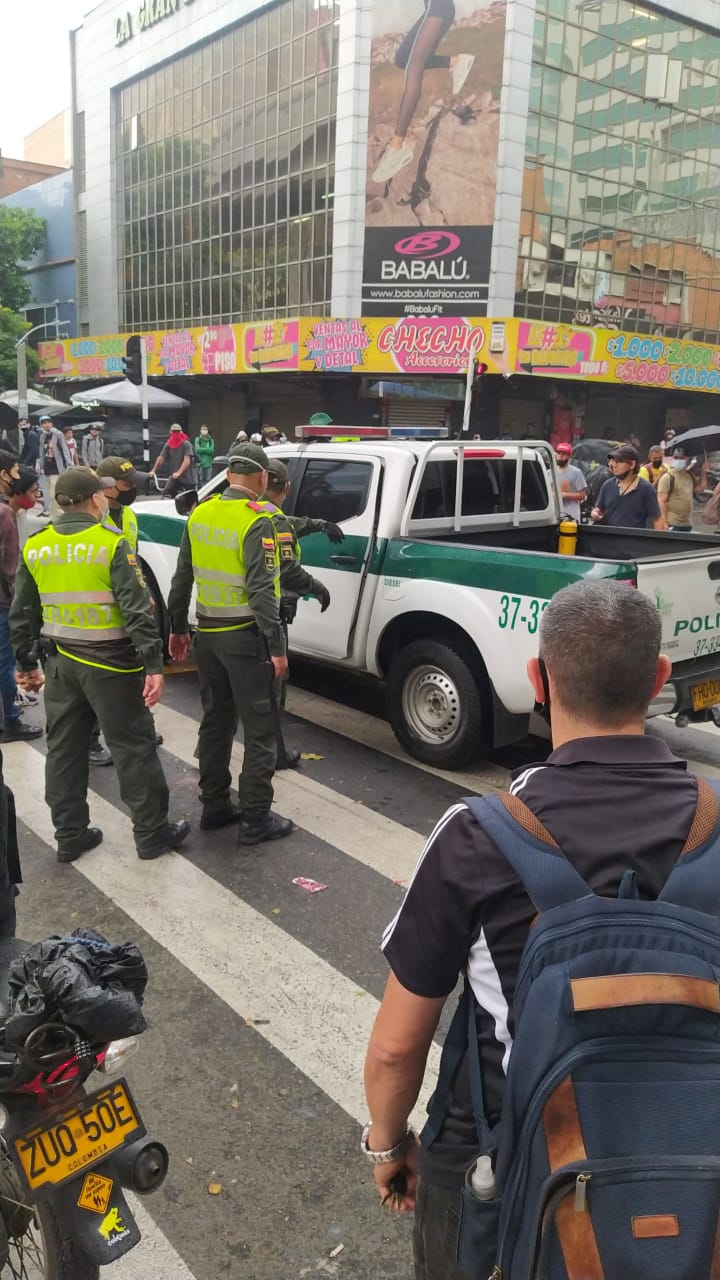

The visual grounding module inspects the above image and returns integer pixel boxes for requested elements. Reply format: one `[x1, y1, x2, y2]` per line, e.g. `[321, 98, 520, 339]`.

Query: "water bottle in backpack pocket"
[428, 781, 720, 1280]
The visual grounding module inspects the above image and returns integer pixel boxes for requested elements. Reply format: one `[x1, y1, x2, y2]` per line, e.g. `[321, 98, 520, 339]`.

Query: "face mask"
[200, 428, 209, 436]
[18, 495, 37, 510]
[670, 459, 686, 470]
[117, 487, 137, 506]
[94, 496, 109, 519]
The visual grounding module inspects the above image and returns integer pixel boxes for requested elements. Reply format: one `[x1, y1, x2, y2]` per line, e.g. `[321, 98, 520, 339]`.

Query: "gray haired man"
[363, 579, 697, 1280]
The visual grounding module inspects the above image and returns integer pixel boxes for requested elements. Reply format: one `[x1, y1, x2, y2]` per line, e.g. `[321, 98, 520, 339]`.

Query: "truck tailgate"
[638, 550, 720, 663]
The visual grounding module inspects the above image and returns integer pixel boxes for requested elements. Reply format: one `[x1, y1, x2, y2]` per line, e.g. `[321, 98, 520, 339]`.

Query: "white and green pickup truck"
[134, 440, 720, 768]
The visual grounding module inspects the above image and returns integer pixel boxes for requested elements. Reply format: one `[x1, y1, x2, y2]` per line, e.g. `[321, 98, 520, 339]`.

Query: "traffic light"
[123, 334, 143, 385]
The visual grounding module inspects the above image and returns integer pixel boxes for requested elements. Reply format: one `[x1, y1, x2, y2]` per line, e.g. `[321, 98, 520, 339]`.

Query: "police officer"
[10, 468, 190, 864]
[264, 458, 341, 768]
[167, 443, 293, 846]
[97, 456, 140, 549]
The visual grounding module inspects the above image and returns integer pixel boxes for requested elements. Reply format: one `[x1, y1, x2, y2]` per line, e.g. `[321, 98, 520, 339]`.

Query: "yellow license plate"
[14, 1079, 144, 1195]
[692, 678, 720, 711]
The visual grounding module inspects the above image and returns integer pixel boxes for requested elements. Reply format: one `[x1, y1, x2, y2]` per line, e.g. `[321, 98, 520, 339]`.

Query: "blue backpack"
[422, 781, 720, 1280]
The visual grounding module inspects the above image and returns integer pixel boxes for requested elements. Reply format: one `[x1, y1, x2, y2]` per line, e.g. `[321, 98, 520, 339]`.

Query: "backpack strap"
[420, 982, 496, 1154]
[464, 793, 595, 912]
[659, 777, 720, 913]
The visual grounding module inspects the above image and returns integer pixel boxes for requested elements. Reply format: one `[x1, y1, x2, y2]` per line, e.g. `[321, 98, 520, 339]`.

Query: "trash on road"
[329, 1244, 344, 1258]
[300, 752, 325, 760]
[292, 876, 328, 893]
[207, 1182, 222, 1195]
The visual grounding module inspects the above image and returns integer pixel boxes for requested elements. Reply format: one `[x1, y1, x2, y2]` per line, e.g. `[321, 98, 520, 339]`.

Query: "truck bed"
[428, 524, 720, 562]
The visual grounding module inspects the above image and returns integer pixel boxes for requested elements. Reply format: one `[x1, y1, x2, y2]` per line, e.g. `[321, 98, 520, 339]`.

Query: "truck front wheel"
[386, 638, 490, 769]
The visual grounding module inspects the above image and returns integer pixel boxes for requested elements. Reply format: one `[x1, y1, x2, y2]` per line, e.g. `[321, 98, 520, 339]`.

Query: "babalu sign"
[115, 0, 194, 46]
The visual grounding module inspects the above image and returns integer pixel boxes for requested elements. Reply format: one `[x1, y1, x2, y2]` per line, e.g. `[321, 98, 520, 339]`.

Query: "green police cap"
[227, 442, 270, 474]
[267, 458, 288, 486]
[96, 455, 138, 484]
[55, 467, 115, 508]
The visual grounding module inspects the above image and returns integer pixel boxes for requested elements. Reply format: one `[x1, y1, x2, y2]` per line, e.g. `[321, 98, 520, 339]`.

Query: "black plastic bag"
[4, 927, 147, 1046]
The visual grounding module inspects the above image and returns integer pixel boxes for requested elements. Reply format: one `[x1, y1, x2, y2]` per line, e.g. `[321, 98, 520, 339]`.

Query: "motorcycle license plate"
[13, 1079, 144, 1196]
[691, 677, 720, 711]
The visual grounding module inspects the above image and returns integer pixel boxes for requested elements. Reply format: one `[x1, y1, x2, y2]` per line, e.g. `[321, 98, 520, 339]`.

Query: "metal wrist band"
[360, 1123, 413, 1164]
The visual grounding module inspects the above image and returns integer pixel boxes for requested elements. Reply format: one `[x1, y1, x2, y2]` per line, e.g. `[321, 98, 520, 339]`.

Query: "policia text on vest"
[10, 467, 189, 863]
[168, 444, 296, 845]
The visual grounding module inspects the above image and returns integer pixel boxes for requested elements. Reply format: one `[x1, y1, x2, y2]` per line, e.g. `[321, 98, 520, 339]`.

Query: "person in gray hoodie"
[37, 416, 73, 515]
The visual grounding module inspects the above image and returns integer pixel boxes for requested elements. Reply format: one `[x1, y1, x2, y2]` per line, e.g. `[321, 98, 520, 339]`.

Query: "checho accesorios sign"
[37, 317, 720, 395]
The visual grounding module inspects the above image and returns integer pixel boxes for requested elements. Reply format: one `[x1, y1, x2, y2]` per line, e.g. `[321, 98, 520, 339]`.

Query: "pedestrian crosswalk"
[8, 681, 720, 1279]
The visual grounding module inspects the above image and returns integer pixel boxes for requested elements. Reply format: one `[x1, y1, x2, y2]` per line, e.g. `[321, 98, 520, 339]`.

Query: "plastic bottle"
[470, 1154, 495, 1200]
[557, 518, 578, 555]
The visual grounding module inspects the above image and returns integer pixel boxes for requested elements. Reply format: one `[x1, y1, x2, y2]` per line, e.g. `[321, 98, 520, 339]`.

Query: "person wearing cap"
[97, 456, 140, 551]
[167, 443, 293, 845]
[264, 459, 335, 767]
[590, 446, 666, 530]
[148, 424, 197, 497]
[37, 416, 73, 517]
[81, 423, 105, 469]
[554, 444, 586, 521]
[657, 447, 707, 532]
[10, 467, 190, 864]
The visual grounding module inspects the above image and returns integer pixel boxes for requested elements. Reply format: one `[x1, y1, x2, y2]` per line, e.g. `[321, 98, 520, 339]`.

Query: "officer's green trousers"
[193, 629, 277, 818]
[44, 653, 170, 854]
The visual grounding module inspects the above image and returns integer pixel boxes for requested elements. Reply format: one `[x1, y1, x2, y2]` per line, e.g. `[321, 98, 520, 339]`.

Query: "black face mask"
[6, 475, 23, 495]
[116, 487, 137, 506]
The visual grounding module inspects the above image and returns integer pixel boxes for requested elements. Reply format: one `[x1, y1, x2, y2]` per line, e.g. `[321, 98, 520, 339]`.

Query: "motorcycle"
[0, 935, 167, 1279]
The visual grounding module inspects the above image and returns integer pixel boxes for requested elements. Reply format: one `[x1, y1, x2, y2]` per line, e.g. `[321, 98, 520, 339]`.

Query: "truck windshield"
[411, 458, 548, 520]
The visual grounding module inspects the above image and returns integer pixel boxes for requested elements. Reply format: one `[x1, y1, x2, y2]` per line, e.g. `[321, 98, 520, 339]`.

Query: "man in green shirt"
[194, 425, 216, 487]
[10, 468, 190, 863]
[167, 443, 293, 845]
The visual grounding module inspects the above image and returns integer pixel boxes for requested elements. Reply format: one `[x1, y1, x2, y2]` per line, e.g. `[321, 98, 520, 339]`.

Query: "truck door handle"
[330, 554, 359, 565]
[708, 562, 720, 579]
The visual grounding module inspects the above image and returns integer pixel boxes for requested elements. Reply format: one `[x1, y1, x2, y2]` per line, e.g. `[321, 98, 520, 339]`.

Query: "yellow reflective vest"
[23, 522, 129, 658]
[187, 495, 280, 631]
[105, 504, 138, 551]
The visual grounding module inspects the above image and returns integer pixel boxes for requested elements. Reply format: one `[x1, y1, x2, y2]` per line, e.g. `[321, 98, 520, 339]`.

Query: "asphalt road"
[8, 663, 720, 1280]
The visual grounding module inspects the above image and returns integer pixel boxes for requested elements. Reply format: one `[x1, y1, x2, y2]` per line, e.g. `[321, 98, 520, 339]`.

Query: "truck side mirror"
[175, 489, 198, 517]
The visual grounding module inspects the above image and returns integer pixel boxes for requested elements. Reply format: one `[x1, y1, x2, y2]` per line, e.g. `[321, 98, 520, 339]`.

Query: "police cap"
[227, 442, 269, 474]
[55, 467, 115, 507]
[96, 455, 138, 483]
[267, 458, 288, 486]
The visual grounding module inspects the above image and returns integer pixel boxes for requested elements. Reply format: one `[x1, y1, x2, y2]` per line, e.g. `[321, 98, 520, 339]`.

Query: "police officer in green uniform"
[97, 456, 140, 550]
[264, 458, 343, 767]
[10, 468, 190, 863]
[167, 443, 293, 846]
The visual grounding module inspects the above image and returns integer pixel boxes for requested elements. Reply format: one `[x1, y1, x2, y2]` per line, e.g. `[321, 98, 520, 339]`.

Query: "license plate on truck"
[13, 1079, 144, 1196]
[691, 678, 720, 711]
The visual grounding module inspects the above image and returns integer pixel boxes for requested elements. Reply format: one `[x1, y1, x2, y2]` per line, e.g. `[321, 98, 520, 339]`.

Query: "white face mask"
[670, 458, 687, 470]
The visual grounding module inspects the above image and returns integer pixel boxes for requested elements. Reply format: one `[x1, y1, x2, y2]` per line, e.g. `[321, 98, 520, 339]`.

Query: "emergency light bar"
[294, 424, 450, 441]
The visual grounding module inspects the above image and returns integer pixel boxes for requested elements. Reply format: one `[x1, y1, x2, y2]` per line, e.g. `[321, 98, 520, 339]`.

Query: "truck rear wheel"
[386, 638, 489, 769]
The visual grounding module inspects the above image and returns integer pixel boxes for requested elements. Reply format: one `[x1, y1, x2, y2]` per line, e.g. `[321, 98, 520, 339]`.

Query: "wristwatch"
[360, 1123, 413, 1164]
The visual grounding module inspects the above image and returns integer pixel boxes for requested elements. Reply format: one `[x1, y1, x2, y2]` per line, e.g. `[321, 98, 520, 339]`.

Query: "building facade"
[72, 0, 720, 348]
[1, 170, 77, 338]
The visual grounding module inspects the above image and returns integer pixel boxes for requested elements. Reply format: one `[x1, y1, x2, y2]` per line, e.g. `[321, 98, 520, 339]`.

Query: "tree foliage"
[0, 207, 46, 312]
[0, 310, 39, 394]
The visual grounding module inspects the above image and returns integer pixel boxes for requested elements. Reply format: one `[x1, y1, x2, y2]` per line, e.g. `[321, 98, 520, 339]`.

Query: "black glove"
[322, 521, 345, 544]
[314, 583, 331, 613]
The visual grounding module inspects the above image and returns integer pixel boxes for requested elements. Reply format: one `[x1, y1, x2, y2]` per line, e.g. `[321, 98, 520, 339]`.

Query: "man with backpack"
[364, 578, 718, 1279]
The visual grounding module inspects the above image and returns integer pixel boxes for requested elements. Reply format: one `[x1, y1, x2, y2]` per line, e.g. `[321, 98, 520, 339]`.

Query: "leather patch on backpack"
[632, 1215, 679, 1239]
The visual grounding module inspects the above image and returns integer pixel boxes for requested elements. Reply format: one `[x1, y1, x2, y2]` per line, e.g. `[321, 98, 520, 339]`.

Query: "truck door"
[287, 453, 382, 660]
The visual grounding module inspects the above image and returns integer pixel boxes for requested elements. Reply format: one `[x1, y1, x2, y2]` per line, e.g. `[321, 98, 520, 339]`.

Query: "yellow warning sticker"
[78, 1171, 113, 1215]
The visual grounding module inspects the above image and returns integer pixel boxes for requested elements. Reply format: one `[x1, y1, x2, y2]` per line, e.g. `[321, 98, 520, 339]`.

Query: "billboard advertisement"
[361, 0, 506, 317]
[38, 316, 720, 395]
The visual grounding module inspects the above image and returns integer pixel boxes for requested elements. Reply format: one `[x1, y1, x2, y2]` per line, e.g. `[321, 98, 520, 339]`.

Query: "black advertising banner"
[362, 0, 507, 318]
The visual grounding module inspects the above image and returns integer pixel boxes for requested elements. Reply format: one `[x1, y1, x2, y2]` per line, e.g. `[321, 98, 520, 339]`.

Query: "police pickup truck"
[134, 438, 720, 768]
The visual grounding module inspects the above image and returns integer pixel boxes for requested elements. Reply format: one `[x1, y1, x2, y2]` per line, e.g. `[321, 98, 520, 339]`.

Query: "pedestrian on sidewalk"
[194, 425, 216, 487]
[10, 467, 190, 863]
[62, 425, 79, 467]
[167, 442, 293, 845]
[37, 415, 73, 517]
[81, 423, 105, 469]
[149, 424, 197, 497]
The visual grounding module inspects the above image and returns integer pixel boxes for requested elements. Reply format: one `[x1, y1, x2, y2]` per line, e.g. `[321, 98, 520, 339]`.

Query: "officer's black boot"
[237, 811, 294, 845]
[275, 748, 301, 770]
[57, 827, 104, 865]
[137, 818, 191, 860]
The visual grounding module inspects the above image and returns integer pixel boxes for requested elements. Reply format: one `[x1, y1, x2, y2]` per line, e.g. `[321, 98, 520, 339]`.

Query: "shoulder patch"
[246, 500, 265, 512]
